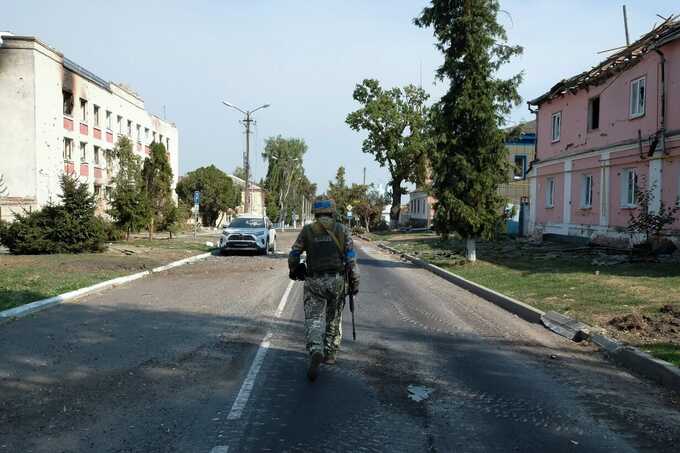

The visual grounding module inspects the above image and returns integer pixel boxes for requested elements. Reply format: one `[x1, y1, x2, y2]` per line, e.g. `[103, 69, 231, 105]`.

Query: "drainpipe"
[655, 48, 667, 154]
[528, 103, 539, 165]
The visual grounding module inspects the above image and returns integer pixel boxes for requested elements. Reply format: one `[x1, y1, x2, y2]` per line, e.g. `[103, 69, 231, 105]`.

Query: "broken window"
[80, 98, 87, 122]
[94, 146, 100, 165]
[93, 105, 100, 127]
[546, 177, 556, 208]
[127, 120, 132, 137]
[621, 169, 638, 207]
[551, 112, 561, 142]
[513, 155, 527, 180]
[63, 91, 74, 116]
[80, 142, 87, 162]
[630, 77, 646, 118]
[588, 96, 600, 130]
[581, 175, 593, 208]
[63, 138, 73, 161]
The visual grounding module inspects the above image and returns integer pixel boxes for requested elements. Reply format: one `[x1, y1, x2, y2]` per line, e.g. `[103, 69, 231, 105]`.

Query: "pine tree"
[415, 0, 523, 261]
[142, 141, 174, 238]
[109, 137, 148, 240]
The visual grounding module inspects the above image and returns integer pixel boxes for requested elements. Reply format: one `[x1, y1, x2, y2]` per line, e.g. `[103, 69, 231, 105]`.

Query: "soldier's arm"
[343, 226, 360, 293]
[288, 228, 306, 273]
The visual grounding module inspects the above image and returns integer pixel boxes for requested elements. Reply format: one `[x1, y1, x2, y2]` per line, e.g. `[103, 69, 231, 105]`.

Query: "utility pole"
[623, 5, 630, 47]
[363, 167, 366, 185]
[222, 101, 270, 215]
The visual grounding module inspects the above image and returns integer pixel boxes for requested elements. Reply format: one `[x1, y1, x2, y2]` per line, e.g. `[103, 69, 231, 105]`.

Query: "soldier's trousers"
[303, 274, 346, 356]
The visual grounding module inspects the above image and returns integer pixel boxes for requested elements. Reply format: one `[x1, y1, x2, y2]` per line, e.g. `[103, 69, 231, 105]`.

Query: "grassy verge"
[374, 232, 680, 367]
[0, 236, 216, 312]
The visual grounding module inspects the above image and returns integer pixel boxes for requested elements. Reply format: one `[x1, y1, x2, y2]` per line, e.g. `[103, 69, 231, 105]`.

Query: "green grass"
[639, 343, 680, 367]
[0, 236, 216, 311]
[381, 236, 680, 367]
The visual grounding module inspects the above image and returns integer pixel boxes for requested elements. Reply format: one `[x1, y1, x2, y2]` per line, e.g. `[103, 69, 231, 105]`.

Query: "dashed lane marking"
[210, 446, 229, 453]
[226, 280, 295, 421]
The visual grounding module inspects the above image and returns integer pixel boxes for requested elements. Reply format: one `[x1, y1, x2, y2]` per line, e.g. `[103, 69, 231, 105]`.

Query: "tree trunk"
[465, 237, 477, 262]
[390, 179, 402, 230]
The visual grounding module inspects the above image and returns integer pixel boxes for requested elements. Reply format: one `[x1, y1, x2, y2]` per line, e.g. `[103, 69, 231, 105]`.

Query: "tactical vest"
[303, 221, 346, 274]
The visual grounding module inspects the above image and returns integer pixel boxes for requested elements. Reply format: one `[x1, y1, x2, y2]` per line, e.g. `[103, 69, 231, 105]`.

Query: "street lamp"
[221, 101, 270, 214]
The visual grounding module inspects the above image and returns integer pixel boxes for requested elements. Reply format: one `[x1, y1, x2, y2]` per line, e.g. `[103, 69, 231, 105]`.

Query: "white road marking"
[210, 446, 229, 453]
[226, 280, 295, 421]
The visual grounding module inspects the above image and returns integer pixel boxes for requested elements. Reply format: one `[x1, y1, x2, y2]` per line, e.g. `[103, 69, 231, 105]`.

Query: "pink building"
[528, 19, 680, 244]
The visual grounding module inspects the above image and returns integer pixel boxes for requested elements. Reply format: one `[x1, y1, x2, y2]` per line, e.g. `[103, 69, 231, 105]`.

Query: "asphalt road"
[1, 232, 680, 452]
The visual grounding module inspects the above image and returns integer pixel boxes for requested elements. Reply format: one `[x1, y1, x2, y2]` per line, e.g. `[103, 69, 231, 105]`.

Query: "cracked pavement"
[1, 232, 680, 452]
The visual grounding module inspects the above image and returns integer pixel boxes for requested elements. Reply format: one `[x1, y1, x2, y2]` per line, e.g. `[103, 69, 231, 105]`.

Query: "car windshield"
[228, 218, 265, 228]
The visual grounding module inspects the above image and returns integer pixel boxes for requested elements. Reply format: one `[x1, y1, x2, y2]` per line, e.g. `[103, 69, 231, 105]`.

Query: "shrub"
[352, 225, 366, 236]
[0, 176, 106, 254]
[98, 218, 126, 242]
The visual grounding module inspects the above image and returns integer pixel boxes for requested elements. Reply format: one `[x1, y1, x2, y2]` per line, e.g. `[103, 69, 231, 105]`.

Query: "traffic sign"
[193, 191, 201, 205]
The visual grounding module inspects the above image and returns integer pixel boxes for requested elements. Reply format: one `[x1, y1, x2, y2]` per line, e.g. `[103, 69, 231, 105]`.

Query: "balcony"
[63, 117, 74, 131]
[106, 131, 114, 143]
[64, 161, 75, 175]
[94, 167, 104, 183]
[80, 123, 88, 136]
[93, 128, 102, 140]
[80, 162, 89, 177]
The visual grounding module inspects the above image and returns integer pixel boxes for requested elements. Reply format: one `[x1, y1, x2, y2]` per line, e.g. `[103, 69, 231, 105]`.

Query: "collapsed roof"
[529, 16, 680, 106]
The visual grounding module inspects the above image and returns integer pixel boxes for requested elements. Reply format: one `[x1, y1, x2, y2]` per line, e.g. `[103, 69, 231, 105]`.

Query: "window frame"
[629, 76, 646, 119]
[63, 137, 73, 161]
[62, 91, 74, 117]
[513, 154, 528, 180]
[94, 146, 101, 166]
[79, 98, 88, 123]
[551, 112, 561, 143]
[93, 105, 100, 128]
[581, 174, 593, 209]
[79, 142, 87, 162]
[621, 168, 638, 208]
[127, 120, 132, 137]
[546, 177, 556, 208]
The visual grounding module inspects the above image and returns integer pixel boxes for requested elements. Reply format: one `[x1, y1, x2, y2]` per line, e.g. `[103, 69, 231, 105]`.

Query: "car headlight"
[255, 231, 266, 237]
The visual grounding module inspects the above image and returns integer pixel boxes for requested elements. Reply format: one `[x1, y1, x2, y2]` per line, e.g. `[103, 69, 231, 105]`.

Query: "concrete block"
[541, 311, 592, 342]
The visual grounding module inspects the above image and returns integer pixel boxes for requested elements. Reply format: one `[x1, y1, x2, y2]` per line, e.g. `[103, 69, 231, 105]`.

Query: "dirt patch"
[609, 305, 680, 342]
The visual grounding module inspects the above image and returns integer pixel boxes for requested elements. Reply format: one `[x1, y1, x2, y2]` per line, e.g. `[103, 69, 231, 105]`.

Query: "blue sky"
[3, 1, 678, 192]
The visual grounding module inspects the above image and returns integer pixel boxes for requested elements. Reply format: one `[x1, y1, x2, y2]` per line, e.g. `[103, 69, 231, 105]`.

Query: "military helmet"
[312, 197, 336, 216]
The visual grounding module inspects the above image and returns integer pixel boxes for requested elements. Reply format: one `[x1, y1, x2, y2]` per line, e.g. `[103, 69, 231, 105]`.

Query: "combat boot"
[307, 350, 324, 382]
[323, 351, 337, 365]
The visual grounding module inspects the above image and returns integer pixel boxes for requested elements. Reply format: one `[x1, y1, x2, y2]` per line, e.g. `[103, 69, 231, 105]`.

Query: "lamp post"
[221, 101, 270, 214]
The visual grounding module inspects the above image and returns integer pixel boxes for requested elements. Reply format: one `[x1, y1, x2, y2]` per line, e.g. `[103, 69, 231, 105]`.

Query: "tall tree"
[142, 142, 174, 238]
[352, 184, 389, 232]
[327, 166, 351, 220]
[415, 0, 523, 261]
[233, 166, 247, 181]
[261, 136, 313, 224]
[108, 137, 148, 239]
[346, 79, 430, 228]
[175, 165, 240, 226]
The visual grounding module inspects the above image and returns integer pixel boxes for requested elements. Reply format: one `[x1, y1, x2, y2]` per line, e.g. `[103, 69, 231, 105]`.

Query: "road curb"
[374, 241, 680, 393]
[0, 251, 214, 323]
[376, 243, 544, 324]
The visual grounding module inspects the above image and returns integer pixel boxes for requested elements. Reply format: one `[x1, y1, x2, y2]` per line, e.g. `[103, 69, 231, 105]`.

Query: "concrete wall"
[0, 35, 179, 220]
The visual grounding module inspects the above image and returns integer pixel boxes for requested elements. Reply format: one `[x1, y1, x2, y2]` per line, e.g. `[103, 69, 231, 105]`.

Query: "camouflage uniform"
[289, 216, 360, 357]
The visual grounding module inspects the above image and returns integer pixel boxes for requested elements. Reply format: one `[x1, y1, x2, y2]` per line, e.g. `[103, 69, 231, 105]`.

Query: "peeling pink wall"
[608, 149, 648, 227]
[536, 40, 680, 162]
[536, 163, 564, 224]
[570, 156, 601, 225]
[662, 144, 680, 228]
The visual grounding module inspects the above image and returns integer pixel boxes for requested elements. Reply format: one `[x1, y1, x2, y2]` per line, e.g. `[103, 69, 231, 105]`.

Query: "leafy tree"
[175, 165, 240, 227]
[142, 142, 174, 238]
[160, 199, 190, 239]
[352, 184, 389, 232]
[627, 179, 680, 246]
[233, 166, 247, 181]
[346, 79, 430, 229]
[415, 0, 523, 261]
[0, 175, 105, 254]
[108, 137, 148, 239]
[327, 166, 352, 220]
[261, 136, 315, 224]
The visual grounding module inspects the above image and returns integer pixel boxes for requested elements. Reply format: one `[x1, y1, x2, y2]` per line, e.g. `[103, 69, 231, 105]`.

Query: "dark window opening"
[63, 91, 74, 116]
[513, 155, 527, 180]
[588, 96, 600, 130]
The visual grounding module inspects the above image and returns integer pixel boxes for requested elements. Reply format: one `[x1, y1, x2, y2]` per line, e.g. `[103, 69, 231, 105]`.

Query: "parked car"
[219, 215, 277, 255]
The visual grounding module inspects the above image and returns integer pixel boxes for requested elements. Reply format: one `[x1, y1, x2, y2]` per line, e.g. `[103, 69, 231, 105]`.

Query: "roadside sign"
[193, 191, 201, 205]
[347, 204, 353, 213]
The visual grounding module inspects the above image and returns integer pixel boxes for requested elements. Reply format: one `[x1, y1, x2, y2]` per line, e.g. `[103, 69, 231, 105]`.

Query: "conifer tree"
[142, 142, 174, 238]
[109, 137, 148, 239]
[415, 0, 523, 260]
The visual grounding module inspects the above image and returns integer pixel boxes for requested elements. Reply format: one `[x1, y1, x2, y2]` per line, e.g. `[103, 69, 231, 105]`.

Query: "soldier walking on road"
[288, 197, 360, 382]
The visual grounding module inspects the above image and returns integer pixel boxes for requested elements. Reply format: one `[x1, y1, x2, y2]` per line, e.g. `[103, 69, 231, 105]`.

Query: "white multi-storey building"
[0, 34, 179, 221]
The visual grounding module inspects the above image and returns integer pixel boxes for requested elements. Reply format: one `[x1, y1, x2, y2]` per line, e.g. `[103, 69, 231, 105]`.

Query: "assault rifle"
[345, 264, 357, 341]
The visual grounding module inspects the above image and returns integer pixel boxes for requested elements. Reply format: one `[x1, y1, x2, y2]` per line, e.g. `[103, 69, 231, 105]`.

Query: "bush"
[352, 225, 366, 236]
[98, 219, 126, 242]
[372, 220, 390, 232]
[0, 176, 106, 254]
